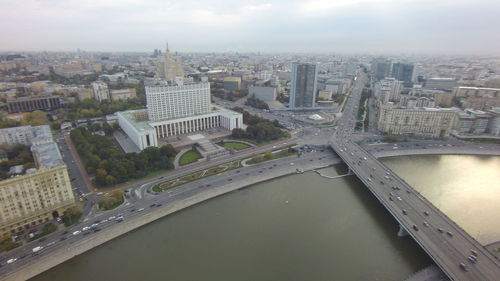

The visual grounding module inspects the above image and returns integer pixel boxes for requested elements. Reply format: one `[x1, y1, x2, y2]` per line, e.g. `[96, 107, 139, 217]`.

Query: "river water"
[31, 155, 500, 281]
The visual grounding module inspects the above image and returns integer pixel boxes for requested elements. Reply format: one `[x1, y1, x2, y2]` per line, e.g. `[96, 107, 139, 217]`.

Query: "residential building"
[378, 104, 457, 138]
[110, 88, 137, 101]
[6, 95, 61, 113]
[223, 77, 241, 91]
[453, 86, 500, 110]
[374, 78, 403, 105]
[92, 81, 110, 102]
[290, 62, 318, 108]
[0, 125, 75, 236]
[249, 86, 277, 101]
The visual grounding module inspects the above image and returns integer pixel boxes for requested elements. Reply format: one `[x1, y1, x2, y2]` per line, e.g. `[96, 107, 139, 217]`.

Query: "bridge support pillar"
[397, 224, 409, 237]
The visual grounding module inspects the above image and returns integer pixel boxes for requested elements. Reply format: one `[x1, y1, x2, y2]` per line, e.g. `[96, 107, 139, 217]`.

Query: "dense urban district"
[0, 49, 499, 281]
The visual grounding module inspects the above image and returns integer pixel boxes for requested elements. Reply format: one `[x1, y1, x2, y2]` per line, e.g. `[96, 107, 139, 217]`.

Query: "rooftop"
[31, 142, 64, 169]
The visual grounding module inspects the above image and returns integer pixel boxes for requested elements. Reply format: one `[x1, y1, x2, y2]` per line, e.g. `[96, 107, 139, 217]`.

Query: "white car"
[137, 208, 145, 212]
[82, 226, 90, 231]
[108, 216, 116, 220]
[6, 258, 17, 264]
[72, 230, 81, 235]
[91, 223, 99, 228]
[289, 163, 295, 166]
[32, 246, 43, 253]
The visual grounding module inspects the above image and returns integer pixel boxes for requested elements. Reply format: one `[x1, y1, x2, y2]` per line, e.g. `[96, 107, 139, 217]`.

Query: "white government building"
[117, 80, 243, 150]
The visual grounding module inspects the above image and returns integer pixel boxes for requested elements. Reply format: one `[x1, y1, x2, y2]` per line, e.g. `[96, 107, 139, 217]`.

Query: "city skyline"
[1, 0, 500, 55]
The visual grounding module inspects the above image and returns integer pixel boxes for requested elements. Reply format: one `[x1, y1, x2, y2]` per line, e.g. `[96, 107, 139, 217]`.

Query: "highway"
[330, 71, 500, 281]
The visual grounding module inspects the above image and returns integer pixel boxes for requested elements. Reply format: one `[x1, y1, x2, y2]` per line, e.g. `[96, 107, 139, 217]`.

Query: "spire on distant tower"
[166, 41, 169, 52]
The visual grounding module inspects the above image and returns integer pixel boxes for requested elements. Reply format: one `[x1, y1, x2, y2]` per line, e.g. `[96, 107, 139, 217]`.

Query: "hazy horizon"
[1, 0, 500, 55]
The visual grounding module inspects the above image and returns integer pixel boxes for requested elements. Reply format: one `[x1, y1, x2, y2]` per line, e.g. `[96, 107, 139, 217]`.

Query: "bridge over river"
[332, 71, 500, 281]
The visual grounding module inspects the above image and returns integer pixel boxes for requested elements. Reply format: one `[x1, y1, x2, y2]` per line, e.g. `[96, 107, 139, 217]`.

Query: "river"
[30, 155, 500, 281]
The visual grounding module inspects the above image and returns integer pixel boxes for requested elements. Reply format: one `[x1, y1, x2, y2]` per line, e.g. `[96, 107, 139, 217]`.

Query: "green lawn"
[219, 141, 251, 150]
[179, 150, 202, 166]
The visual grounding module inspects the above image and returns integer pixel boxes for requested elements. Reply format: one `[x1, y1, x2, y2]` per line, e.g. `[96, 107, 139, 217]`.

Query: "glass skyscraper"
[290, 62, 318, 108]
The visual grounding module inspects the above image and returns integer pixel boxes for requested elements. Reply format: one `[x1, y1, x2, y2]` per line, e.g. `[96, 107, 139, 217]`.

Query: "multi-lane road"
[331, 72, 500, 280]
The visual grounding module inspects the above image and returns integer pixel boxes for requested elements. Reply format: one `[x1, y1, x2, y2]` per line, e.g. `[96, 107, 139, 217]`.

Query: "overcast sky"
[1, 0, 499, 55]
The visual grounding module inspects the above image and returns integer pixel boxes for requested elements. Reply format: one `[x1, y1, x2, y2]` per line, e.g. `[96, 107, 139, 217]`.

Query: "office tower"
[290, 63, 318, 108]
[371, 58, 392, 81]
[146, 82, 211, 121]
[391, 62, 415, 87]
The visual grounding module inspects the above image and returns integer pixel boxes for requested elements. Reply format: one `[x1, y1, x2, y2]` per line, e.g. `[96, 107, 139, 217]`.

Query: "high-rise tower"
[290, 62, 318, 108]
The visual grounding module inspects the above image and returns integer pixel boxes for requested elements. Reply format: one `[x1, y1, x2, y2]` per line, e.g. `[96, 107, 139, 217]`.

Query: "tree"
[20, 110, 47, 126]
[102, 122, 114, 136]
[90, 123, 102, 132]
[50, 120, 61, 130]
[231, 128, 247, 139]
[105, 175, 116, 185]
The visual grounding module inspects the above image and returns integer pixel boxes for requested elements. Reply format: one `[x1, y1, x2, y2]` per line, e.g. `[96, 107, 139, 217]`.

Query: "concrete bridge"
[331, 140, 500, 280]
[332, 71, 500, 281]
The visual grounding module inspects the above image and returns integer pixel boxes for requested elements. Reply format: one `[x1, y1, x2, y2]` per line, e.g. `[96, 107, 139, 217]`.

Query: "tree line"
[65, 98, 144, 120]
[230, 107, 288, 143]
[245, 95, 269, 110]
[70, 127, 177, 186]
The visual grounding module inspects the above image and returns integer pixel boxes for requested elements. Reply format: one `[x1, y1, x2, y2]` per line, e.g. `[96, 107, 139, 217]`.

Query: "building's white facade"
[0, 126, 34, 146]
[378, 104, 458, 138]
[0, 125, 52, 146]
[92, 81, 110, 102]
[146, 83, 211, 121]
[117, 106, 242, 150]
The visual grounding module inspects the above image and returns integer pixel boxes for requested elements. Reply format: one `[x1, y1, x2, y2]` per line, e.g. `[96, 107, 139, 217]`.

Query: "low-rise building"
[424, 78, 458, 91]
[453, 86, 500, 110]
[378, 104, 457, 138]
[6, 95, 61, 113]
[249, 86, 277, 101]
[318, 90, 333, 101]
[110, 88, 137, 101]
[223, 77, 241, 91]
